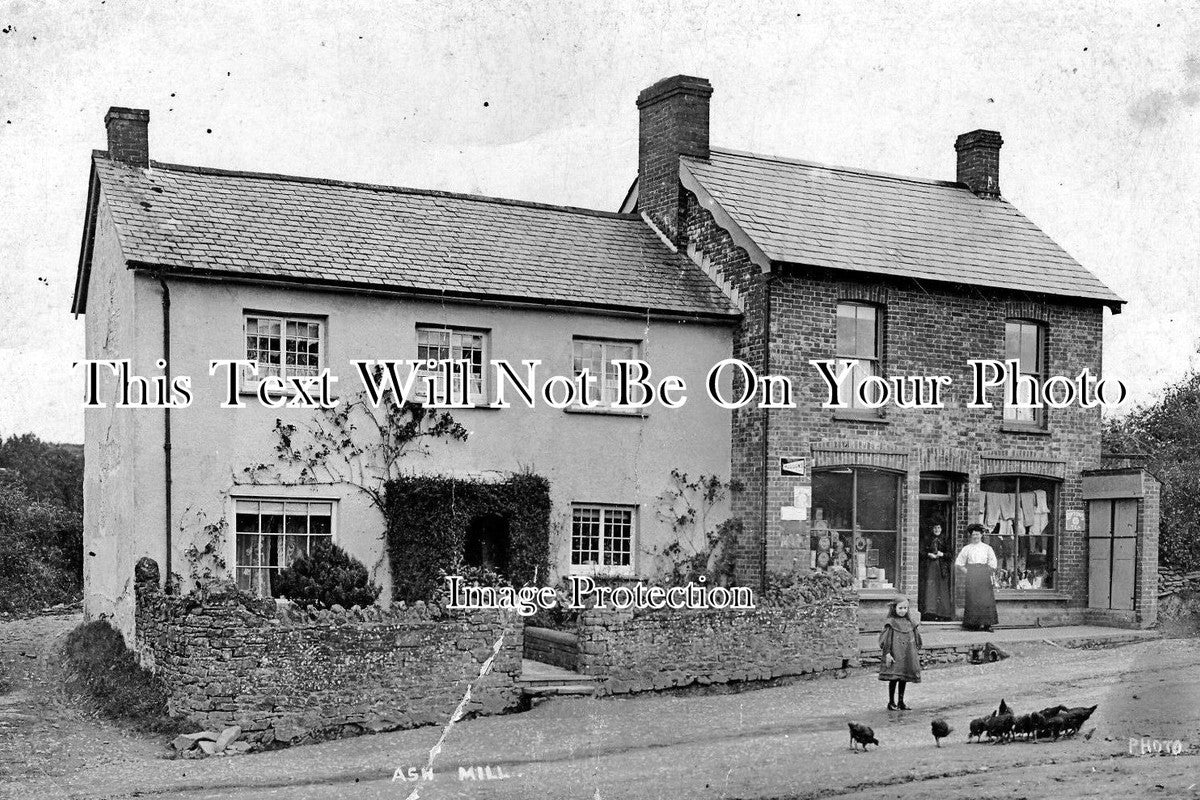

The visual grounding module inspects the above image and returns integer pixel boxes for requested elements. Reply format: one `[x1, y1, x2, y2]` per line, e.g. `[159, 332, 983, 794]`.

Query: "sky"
[0, 0, 1197, 444]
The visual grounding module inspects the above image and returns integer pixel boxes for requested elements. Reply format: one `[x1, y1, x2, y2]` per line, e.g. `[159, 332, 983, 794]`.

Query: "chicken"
[931, 718, 952, 747]
[1059, 705, 1098, 737]
[1038, 704, 1067, 718]
[968, 713, 994, 742]
[1013, 713, 1037, 740]
[848, 721, 879, 751]
[984, 712, 1015, 743]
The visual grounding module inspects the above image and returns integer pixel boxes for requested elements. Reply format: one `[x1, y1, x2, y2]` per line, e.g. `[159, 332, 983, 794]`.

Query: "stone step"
[520, 683, 598, 697]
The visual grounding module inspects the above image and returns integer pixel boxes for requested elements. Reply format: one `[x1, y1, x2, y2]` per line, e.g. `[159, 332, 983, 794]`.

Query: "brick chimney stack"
[637, 75, 712, 241]
[955, 129, 1003, 198]
[105, 107, 150, 168]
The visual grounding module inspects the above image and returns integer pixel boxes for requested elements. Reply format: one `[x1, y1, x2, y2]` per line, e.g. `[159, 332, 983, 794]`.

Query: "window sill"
[1000, 423, 1050, 436]
[833, 411, 888, 425]
[856, 588, 902, 600]
[564, 405, 648, 419]
[995, 589, 1069, 601]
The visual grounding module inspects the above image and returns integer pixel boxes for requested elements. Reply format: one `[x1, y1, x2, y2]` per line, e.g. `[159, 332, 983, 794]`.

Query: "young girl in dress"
[879, 594, 922, 710]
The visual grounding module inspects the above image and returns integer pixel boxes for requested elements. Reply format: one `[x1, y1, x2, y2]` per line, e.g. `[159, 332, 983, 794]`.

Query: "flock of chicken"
[848, 699, 1099, 751]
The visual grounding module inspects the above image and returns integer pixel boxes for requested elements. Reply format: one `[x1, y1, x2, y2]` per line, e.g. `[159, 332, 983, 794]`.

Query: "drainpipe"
[159, 275, 173, 590]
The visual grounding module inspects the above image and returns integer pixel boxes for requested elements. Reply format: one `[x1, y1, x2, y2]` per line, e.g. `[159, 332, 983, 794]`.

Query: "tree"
[1104, 370, 1200, 572]
[0, 434, 84, 514]
[0, 482, 82, 612]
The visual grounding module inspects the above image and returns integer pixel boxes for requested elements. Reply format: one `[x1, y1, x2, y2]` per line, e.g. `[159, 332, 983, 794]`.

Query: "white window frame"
[415, 325, 489, 404]
[570, 503, 636, 577]
[571, 337, 641, 407]
[242, 312, 326, 386]
[230, 496, 338, 597]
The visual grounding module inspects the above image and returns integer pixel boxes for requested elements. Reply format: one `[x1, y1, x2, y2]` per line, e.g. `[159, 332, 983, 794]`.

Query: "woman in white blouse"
[955, 523, 999, 632]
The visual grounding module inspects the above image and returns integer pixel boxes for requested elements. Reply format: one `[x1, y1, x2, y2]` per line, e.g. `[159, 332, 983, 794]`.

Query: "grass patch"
[62, 620, 192, 735]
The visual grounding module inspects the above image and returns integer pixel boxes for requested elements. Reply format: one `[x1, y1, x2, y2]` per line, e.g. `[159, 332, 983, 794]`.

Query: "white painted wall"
[83, 202, 735, 639]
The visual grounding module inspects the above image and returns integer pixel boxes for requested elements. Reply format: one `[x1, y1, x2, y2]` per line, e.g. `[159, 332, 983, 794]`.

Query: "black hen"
[984, 712, 1015, 743]
[968, 712, 994, 742]
[931, 718, 952, 747]
[1060, 705, 1098, 736]
[848, 721, 879, 751]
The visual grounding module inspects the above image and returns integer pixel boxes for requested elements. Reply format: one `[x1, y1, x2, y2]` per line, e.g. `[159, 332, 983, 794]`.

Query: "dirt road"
[1, 613, 1196, 799]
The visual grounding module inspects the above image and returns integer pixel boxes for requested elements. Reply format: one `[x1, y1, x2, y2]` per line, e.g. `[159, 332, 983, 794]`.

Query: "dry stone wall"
[573, 587, 859, 695]
[133, 559, 522, 746]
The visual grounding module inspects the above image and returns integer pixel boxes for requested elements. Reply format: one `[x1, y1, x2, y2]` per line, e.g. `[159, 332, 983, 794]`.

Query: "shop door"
[1087, 499, 1137, 611]
[917, 473, 958, 621]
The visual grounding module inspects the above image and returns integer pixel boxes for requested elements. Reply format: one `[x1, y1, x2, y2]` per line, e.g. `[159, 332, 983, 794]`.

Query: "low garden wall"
[132, 559, 523, 745]
[523, 626, 579, 670]
[571, 577, 859, 695]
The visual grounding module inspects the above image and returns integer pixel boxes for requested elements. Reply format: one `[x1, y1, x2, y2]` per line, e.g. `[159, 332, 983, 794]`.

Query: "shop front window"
[810, 468, 901, 590]
[979, 475, 1056, 590]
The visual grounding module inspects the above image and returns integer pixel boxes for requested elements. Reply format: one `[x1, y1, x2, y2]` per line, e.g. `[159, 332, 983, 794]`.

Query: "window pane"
[603, 508, 633, 567]
[812, 471, 853, 531]
[856, 306, 877, 359]
[571, 506, 602, 565]
[812, 469, 899, 589]
[856, 470, 898, 531]
[980, 476, 1055, 589]
[836, 305, 856, 355]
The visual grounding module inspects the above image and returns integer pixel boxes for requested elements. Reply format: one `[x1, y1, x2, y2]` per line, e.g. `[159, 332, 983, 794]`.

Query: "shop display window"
[811, 468, 901, 590]
[978, 475, 1056, 589]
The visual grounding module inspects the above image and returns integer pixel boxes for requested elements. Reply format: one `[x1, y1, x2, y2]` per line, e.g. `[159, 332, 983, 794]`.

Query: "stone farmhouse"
[73, 75, 1159, 644]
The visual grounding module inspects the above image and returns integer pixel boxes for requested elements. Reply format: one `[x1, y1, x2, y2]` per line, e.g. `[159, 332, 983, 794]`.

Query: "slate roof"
[80, 154, 738, 319]
[681, 147, 1122, 306]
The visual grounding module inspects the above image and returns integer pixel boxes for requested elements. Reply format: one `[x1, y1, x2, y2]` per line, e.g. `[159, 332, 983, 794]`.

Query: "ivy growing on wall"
[384, 472, 551, 602]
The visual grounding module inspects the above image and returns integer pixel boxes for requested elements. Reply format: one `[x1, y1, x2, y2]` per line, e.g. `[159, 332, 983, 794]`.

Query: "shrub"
[273, 539, 381, 609]
[0, 483, 82, 613]
[384, 472, 551, 602]
[62, 620, 189, 734]
[763, 566, 855, 605]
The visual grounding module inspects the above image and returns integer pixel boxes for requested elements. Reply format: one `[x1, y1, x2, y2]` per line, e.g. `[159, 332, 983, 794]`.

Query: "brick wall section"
[1135, 472, 1161, 626]
[683, 192, 768, 587]
[680, 189, 1108, 615]
[133, 570, 522, 745]
[637, 76, 712, 241]
[104, 107, 150, 168]
[765, 272, 1104, 615]
[955, 129, 1003, 197]
[573, 589, 859, 695]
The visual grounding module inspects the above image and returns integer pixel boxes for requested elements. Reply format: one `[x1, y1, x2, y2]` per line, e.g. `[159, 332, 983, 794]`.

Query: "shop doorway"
[918, 474, 959, 621]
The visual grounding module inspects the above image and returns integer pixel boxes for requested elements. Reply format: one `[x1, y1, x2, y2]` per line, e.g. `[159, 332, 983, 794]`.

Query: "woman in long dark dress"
[921, 524, 954, 620]
[955, 522, 999, 631]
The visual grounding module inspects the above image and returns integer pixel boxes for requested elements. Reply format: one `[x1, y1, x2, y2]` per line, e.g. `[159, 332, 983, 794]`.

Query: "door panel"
[1087, 500, 1112, 609]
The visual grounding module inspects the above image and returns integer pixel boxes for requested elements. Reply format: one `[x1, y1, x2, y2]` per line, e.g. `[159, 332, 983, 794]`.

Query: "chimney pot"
[105, 107, 150, 168]
[955, 129, 1003, 198]
[637, 75, 712, 242]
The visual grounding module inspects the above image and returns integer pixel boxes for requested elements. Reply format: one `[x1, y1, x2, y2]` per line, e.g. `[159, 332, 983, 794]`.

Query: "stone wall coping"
[137, 580, 512, 629]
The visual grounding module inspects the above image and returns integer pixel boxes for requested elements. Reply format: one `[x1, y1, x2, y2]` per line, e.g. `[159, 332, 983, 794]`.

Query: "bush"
[384, 472, 551, 602]
[0, 483, 82, 613]
[63, 620, 189, 734]
[273, 539, 381, 609]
